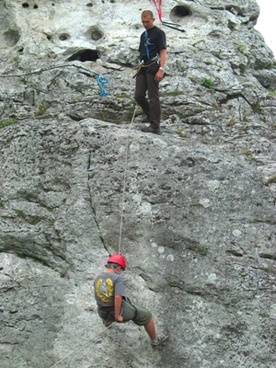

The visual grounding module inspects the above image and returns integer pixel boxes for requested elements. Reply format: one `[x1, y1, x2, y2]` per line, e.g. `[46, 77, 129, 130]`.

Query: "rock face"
[0, 1, 275, 368]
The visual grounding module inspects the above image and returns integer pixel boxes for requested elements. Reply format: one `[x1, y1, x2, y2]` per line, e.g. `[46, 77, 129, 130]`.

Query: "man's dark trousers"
[135, 68, 160, 130]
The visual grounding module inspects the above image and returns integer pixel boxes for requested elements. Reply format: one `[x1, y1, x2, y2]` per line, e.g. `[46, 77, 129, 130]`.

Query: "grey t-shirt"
[94, 271, 126, 308]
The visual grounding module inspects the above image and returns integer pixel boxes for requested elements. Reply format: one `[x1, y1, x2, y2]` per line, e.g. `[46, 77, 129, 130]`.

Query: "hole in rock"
[33, 4, 38, 9]
[59, 33, 70, 41]
[170, 5, 192, 21]
[91, 30, 103, 41]
[86, 26, 103, 41]
[86, 3, 93, 6]
[67, 49, 99, 62]
[22, 2, 29, 8]
[3, 30, 20, 46]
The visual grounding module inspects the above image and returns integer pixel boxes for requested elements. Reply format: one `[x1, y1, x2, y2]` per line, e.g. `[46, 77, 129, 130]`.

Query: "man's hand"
[114, 295, 123, 321]
[116, 315, 124, 323]
[155, 69, 164, 82]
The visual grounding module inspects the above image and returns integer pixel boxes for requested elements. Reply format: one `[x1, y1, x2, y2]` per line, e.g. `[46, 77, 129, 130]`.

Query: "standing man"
[135, 10, 167, 135]
[94, 254, 169, 347]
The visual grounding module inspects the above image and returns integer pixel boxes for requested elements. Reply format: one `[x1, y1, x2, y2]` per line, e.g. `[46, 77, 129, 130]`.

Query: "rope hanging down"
[151, 0, 185, 32]
[117, 104, 137, 254]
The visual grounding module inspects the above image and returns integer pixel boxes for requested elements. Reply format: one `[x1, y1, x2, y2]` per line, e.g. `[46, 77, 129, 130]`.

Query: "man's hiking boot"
[102, 320, 113, 327]
[141, 126, 161, 135]
[141, 115, 150, 123]
[151, 331, 169, 347]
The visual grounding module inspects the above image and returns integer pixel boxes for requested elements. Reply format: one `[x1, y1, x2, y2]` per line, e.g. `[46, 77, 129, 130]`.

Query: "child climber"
[94, 253, 169, 346]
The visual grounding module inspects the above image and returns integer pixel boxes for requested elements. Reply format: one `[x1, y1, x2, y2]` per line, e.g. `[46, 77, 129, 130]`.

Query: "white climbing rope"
[48, 323, 113, 368]
[118, 104, 138, 254]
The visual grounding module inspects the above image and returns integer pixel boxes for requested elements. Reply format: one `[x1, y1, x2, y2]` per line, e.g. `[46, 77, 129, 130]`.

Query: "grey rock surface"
[0, 0, 275, 367]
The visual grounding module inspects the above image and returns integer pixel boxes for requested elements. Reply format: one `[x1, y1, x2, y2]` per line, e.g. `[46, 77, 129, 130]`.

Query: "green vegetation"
[186, 244, 208, 256]
[177, 130, 187, 138]
[160, 90, 185, 97]
[202, 77, 214, 89]
[261, 266, 276, 274]
[252, 101, 262, 114]
[239, 64, 247, 74]
[266, 175, 276, 185]
[242, 149, 253, 156]
[268, 90, 276, 97]
[266, 60, 276, 69]
[14, 209, 42, 225]
[0, 118, 18, 128]
[237, 44, 247, 55]
[36, 102, 49, 116]
[193, 247, 208, 256]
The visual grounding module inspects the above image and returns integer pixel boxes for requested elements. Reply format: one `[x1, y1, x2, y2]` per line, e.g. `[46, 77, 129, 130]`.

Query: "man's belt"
[98, 306, 114, 312]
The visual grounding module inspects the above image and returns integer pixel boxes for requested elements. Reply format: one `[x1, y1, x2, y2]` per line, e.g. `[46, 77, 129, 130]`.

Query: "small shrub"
[0, 118, 18, 128]
[237, 44, 247, 55]
[161, 90, 185, 97]
[266, 175, 276, 184]
[36, 102, 49, 116]
[267, 60, 276, 69]
[202, 77, 214, 88]
[252, 102, 262, 114]
[14, 209, 42, 225]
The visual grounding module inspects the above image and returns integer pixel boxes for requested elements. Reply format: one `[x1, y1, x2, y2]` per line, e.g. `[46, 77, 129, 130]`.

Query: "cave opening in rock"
[170, 5, 192, 21]
[67, 49, 99, 62]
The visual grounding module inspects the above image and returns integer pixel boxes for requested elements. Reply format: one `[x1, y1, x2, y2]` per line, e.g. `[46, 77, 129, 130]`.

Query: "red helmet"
[107, 254, 127, 270]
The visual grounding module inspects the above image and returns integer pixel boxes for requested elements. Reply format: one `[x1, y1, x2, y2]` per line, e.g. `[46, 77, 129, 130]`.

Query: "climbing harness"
[133, 60, 158, 78]
[117, 104, 137, 253]
[151, 0, 186, 32]
[97, 75, 109, 96]
[48, 323, 113, 368]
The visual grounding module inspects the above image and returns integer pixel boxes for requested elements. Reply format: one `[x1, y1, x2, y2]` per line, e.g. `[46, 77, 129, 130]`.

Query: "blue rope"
[97, 75, 109, 96]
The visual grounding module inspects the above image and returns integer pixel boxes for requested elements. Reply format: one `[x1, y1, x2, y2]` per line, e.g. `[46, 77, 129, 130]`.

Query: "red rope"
[150, 0, 186, 32]
[152, 0, 162, 22]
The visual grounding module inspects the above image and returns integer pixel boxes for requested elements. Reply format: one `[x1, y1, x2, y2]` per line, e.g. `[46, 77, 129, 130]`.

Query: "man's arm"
[159, 48, 166, 69]
[155, 48, 166, 81]
[114, 295, 123, 322]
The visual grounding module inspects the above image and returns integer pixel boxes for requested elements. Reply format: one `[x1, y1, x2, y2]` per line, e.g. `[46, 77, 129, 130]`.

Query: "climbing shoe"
[141, 126, 161, 135]
[151, 332, 169, 347]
